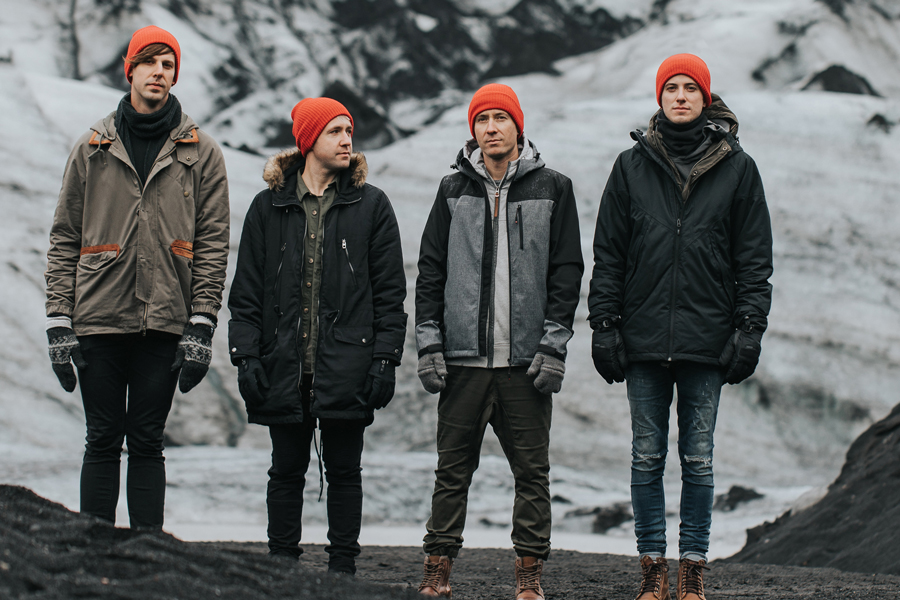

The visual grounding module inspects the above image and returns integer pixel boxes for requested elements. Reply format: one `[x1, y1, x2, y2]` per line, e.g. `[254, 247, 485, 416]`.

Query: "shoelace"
[680, 562, 709, 596]
[419, 561, 444, 590]
[518, 562, 543, 591]
[638, 561, 667, 595]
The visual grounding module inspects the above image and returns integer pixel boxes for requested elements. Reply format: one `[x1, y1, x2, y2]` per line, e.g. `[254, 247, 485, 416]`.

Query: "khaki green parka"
[45, 111, 230, 335]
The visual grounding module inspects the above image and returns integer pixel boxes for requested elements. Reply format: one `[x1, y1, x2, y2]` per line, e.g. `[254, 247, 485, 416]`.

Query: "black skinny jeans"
[76, 333, 179, 530]
[266, 376, 366, 572]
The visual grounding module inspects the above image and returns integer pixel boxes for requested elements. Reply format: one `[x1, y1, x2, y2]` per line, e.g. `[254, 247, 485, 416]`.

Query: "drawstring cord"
[314, 425, 324, 501]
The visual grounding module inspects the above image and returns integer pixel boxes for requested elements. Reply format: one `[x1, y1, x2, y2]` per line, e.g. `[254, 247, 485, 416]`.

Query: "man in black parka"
[228, 97, 406, 575]
[588, 55, 772, 600]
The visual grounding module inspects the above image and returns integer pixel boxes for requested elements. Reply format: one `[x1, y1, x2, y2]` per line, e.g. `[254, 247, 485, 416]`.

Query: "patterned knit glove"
[527, 352, 566, 395]
[171, 314, 216, 393]
[46, 316, 88, 393]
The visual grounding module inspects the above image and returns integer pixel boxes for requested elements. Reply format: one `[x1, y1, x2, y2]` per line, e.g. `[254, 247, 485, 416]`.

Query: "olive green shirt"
[297, 175, 336, 374]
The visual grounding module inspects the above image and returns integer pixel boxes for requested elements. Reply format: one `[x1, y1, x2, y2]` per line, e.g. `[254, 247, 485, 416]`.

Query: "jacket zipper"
[494, 187, 500, 218]
[273, 207, 290, 336]
[667, 212, 683, 360]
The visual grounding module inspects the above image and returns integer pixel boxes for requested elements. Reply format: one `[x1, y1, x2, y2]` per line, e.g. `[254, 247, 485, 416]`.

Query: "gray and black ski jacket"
[415, 139, 583, 366]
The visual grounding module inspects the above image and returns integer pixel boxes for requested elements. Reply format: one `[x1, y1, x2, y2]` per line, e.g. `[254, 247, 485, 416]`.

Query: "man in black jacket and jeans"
[228, 97, 406, 575]
[589, 54, 773, 600]
[415, 84, 583, 600]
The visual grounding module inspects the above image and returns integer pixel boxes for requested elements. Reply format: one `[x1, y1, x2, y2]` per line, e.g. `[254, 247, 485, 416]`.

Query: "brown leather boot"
[418, 555, 452, 597]
[676, 558, 708, 600]
[514, 556, 544, 600]
[635, 555, 670, 600]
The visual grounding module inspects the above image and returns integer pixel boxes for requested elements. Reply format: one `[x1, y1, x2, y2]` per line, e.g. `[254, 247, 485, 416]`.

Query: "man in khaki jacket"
[44, 25, 229, 530]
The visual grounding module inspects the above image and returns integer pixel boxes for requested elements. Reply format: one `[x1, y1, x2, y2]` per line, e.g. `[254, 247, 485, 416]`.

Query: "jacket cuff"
[192, 303, 221, 317]
[46, 303, 74, 317]
[537, 344, 566, 362]
[417, 344, 444, 359]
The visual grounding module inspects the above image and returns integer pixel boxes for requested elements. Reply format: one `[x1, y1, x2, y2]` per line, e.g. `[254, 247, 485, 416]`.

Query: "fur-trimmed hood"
[262, 148, 368, 191]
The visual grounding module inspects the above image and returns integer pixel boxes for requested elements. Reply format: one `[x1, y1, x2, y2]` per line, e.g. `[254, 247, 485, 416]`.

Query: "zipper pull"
[342, 238, 346, 249]
[677, 218, 682, 234]
[494, 188, 500, 218]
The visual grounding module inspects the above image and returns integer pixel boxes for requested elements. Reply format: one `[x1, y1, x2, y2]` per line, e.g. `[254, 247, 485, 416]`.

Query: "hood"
[455, 135, 545, 182]
[262, 148, 368, 192]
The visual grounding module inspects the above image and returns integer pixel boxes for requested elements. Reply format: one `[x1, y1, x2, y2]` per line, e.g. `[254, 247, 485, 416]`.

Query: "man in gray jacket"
[45, 26, 229, 531]
[415, 84, 583, 600]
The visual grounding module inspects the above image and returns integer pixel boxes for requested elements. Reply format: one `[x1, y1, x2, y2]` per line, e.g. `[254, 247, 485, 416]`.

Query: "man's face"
[308, 115, 353, 172]
[130, 52, 176, 113]
[473, 109, 519, 162]
[661, 74, 707, 124]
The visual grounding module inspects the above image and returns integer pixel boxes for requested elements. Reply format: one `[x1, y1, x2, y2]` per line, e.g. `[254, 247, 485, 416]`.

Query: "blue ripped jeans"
[626, 361, 724, 560]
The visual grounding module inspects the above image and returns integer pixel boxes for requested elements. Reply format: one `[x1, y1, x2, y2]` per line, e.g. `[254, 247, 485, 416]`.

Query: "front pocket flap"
[333, 326, 374, 346]
[81, 244, 120, 257]
[171, 239, 194, 259]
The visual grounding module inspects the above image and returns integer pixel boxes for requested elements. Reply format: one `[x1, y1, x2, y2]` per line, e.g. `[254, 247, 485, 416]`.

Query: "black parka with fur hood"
[228, 150, 407, 425]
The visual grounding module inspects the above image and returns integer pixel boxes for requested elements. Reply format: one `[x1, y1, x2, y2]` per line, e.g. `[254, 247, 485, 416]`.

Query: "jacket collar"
[89, 110, 199, 146]
[262, 148, 368, 207]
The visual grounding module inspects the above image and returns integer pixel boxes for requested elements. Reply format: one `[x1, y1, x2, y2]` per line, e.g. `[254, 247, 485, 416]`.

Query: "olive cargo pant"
[423, 365, 553, 559]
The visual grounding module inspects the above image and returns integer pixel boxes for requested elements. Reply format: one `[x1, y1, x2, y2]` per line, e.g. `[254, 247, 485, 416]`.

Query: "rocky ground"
[730, 402, 900, 576]
[3, 485, 899, 600]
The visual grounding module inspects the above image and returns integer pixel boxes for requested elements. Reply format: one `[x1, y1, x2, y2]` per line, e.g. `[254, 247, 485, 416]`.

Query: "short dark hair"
[124, 43, 175, 67]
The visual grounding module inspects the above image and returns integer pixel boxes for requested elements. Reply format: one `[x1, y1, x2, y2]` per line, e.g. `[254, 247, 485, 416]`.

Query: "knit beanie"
[655, 54, 711, 107]
[124, 26, 181, 84]
[291, 97, 354, 156]
[467, 83, 524, 138]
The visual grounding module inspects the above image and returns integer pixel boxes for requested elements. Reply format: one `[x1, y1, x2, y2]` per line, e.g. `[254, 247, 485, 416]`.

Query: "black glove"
[591, 319, 628, 384]
[171, 314, 216, 393]
[718, 320, 763, 385]
[238, 356, 269, 406]
[365, 359, 396, 410]
[47, 317, 88, 392]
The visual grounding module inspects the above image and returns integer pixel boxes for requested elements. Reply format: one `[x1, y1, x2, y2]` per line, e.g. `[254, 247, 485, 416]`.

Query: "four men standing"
[46, 25, 771, 598]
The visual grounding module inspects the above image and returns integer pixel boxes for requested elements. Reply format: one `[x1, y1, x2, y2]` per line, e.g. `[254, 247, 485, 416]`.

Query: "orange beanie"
[291, 97, 354, 156]
[124, 26, 181, 84]
[467, 83, 524, 138]
[655, 54, 711, 107]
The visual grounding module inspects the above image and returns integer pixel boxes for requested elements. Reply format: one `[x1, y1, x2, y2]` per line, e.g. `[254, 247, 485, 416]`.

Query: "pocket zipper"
[515, 205, 523, 250]
[342, 238, 355, 277]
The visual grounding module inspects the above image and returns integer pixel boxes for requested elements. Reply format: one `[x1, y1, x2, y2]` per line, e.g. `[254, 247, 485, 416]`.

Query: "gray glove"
[417, 352, 448, 394]
[527, 352, 565, 395]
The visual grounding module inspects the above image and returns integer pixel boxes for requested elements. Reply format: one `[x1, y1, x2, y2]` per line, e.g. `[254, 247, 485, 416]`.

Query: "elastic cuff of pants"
[680, 551, 707, 563]
[639, 552, 664, 561]
[425, 545, 459, 559]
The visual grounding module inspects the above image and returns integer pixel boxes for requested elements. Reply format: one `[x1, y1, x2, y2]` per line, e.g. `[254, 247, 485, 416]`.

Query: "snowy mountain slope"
[1, 0, 899, 545]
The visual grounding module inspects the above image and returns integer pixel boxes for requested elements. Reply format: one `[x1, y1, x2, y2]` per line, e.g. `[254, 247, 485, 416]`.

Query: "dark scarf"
[115, 94, 183, 187]
[657, 111, 709, 156]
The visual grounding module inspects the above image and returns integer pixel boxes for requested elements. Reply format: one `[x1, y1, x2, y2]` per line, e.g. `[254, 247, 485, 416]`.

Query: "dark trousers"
[76, 333, 179, 529]
[266, 376, 366, 572]
[424, 366, 553, 559]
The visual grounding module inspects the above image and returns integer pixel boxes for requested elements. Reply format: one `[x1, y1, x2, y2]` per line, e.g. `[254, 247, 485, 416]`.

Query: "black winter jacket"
[588, 98, 773, 364]
[416, 140, 583, 365]
[228, 150, 407, 425]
